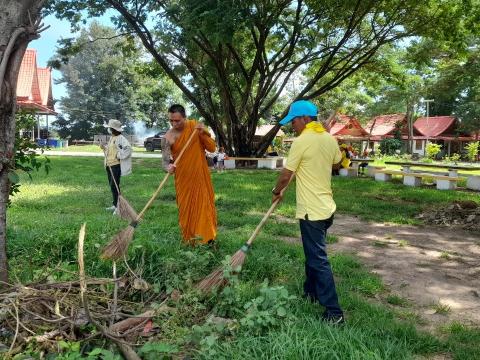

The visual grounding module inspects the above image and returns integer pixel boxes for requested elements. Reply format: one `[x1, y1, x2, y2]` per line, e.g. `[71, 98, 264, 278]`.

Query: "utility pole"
[421, 99, 434, 155]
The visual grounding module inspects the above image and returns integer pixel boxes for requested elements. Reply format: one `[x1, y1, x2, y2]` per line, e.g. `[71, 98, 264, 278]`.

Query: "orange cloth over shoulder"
[171, 120, 217, 244]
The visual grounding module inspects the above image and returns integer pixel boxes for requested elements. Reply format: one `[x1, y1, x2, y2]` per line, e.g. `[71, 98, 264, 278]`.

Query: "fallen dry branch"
[78, 223, 141, 360]
[109, 310, 155, 334]
[0, 225, 164, 358]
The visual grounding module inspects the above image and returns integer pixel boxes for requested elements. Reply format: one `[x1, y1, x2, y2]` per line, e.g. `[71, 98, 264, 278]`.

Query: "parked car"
[144, 131, 167, 152]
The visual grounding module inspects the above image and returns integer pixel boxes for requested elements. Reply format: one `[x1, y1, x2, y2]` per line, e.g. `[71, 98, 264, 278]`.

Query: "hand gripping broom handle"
[241, 173, 295, 252]
[134, 129, 199, 222]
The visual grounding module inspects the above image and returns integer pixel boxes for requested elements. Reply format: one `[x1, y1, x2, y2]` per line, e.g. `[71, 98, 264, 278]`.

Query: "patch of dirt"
[417, 201, 480, 232]
[327, 214, 480, 329]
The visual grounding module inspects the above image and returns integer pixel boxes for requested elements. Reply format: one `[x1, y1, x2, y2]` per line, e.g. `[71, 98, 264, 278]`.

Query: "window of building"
[415, 140, 423, 150]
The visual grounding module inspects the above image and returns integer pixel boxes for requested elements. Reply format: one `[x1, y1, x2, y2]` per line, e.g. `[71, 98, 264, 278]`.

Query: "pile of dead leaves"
[417, 200, 480, 231]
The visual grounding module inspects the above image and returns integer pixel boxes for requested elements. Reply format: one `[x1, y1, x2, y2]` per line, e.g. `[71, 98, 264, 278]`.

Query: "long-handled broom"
[101, 128, 199, 260]
[196, 174, 294, 292]
[107, 166, 138, 222]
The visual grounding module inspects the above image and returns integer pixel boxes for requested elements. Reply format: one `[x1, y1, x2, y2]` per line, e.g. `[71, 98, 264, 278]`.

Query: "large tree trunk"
[0, 0, 44, 284]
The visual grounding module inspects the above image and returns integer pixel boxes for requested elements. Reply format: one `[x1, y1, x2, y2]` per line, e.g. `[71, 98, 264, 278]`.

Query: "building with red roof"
[410, 116, 475, 156]
[16, 49, 56, 140]
[17, 49, 55, 114]
[365, 113, 407, 141]
[328, 113, 369, 140]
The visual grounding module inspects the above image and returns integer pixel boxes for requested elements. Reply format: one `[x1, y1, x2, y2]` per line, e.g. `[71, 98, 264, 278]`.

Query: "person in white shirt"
[100, 119, 132, 214]
[216, 147, 226, 172]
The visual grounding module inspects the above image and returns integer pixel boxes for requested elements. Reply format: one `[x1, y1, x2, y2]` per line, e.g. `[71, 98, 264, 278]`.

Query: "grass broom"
[107, 166, 138, 222]
[195, 110, 340, 293]
[101, 128, 199, 260]
[196, 174, 294, 292]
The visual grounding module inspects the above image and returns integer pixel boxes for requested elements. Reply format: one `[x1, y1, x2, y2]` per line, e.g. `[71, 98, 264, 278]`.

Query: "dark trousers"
[300, 216, 343, 316]
[106, 165, 121, 207]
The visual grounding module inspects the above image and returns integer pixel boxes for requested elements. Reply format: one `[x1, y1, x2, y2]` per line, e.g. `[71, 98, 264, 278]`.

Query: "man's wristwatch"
[271, 187, 281, 195]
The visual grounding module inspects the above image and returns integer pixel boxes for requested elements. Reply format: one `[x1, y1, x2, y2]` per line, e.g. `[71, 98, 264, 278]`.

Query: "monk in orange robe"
[162, 104, 217, 245]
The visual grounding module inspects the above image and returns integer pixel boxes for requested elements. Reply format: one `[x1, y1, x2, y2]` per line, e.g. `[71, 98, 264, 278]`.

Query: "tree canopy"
[50, 21, 181, 140]
[44, 0, 478, 155]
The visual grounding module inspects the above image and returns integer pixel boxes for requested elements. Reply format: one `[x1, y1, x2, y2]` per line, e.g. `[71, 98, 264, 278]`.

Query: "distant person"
[271, 100, 344, 324]
[162, 104, 217, 246]
[358, 149, 370, 175]
[216, 147, 226, 172]
[100, 119, 132, 215]
[340, 144, 351, 169]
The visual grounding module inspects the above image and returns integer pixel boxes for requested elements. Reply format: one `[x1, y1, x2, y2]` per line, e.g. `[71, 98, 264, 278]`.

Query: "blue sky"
[29, 12, 114, 105]
[29, 15, 73, 101]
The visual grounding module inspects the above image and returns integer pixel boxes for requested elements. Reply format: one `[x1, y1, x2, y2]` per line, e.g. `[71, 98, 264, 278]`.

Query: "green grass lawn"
[6, 156, 480, 359]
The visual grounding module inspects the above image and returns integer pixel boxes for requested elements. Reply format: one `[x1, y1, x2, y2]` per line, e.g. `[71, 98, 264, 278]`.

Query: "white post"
[421, 99, 434, 156]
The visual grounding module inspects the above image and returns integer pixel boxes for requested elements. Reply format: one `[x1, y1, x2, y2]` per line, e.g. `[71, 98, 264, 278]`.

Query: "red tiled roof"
[37, 67, 53, 107]
[328, 113, 369, 136]
[17, 49, 37, 99]
[16, 49, 55, 113]
[413, 116, 456, 137]
[366, 114, 406, 136]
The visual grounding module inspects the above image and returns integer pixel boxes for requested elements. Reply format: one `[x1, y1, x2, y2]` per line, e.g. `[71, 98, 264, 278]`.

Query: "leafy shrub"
[240, 280, 296, 334]
[465, 141, 479, 162]
[425, 142, 442, 159]
[9, 111, 50, 204]
[445, 153, 461, 164]
[379, 138, 402, 155]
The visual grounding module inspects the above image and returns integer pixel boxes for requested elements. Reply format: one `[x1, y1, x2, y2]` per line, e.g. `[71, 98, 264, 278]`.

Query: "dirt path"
[276, 213, 480, 328]
[328, 214, 480, 328]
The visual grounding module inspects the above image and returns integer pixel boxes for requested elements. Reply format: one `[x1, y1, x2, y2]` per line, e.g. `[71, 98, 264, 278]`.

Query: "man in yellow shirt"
[272, 100, 344, 324]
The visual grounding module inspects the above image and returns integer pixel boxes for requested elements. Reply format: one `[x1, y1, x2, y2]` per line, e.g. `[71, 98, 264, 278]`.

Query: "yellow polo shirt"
[106, 136, 120, 166]
[285, 129, 342, 221]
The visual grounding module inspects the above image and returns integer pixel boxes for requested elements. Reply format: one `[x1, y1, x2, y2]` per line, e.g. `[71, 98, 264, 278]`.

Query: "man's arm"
[161, 137, 173, 172]
[272, 168, 294, 203]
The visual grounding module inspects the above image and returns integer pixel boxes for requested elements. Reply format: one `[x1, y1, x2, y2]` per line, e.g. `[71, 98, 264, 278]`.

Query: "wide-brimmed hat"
[279, 100, 318, 125]
[103, 119, 123, 132]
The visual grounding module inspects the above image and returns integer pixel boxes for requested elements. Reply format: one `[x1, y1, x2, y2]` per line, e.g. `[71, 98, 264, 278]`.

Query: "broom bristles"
[116, 195, 138, 222]
[101, 225, 135, 260]
[196, 248, 247, 292]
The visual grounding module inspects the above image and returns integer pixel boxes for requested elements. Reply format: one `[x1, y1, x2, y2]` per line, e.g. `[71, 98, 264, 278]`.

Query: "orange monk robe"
[171, 120, 217, 244]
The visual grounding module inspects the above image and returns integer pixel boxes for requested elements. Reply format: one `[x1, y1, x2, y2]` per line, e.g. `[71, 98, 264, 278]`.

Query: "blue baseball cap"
[279, 100, 318, 125]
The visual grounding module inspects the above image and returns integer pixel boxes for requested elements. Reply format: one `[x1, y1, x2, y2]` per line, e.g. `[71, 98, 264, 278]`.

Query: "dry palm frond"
[116, 195, 138, 222]
[101, 226, 135, 260]
[196, 246, 248, 292]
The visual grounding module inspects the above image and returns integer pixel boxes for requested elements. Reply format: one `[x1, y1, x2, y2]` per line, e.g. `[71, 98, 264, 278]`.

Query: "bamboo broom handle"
[245, 173, 295, 246]
[135, 128, 199, 220]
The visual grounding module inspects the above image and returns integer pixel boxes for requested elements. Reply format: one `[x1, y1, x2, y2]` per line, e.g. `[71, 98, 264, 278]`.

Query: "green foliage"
[425, 142, 442, 159]
[51, 21, 181, 140]
[465, 141, 479, 162]
[45, 0, 478, 155]
[239, 280, 296, 333]
[138, 342, 179, 359]
[379, 138, 403, 156]
[54, 345, 122, 360]
[10, 112, 50, 205]
[445, 153, 461, 163]
[386, 294, 409, 307]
